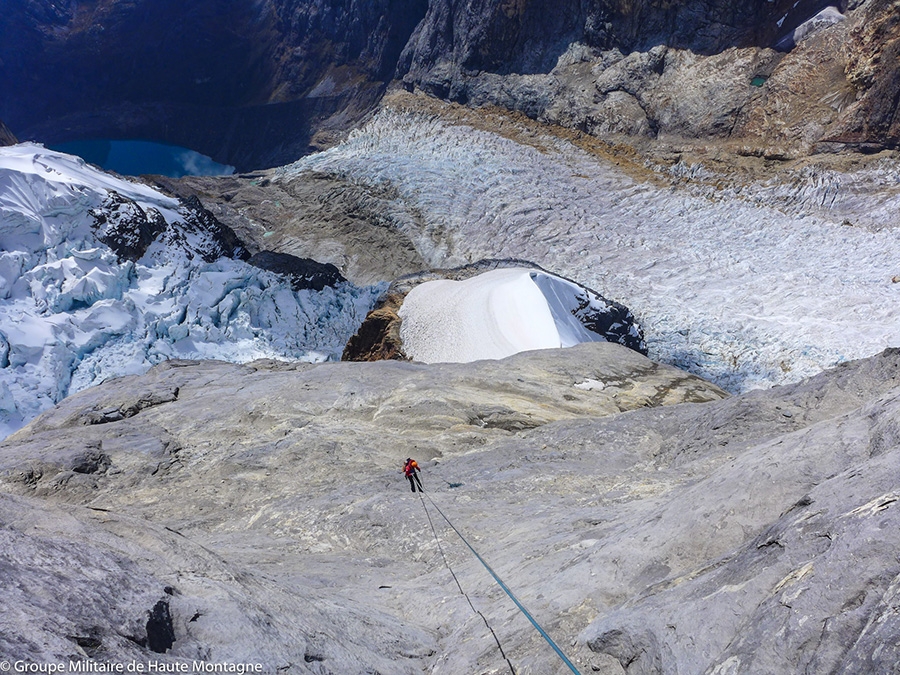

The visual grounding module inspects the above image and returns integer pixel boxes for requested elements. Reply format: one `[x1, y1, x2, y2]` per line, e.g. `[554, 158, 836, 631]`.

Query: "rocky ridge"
[0, 120, 16, 146]
[3, 0, 899, 168]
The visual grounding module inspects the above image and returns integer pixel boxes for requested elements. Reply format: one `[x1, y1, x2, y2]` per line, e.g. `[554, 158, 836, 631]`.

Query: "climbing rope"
[420, 493, 517, 675]
[421, 490, 583, 675]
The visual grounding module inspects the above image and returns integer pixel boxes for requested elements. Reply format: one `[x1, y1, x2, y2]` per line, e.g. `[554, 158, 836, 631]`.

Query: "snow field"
[283, 109, 900, 391]
[398, 268, 624, 363]
[399, 268, 562, 362]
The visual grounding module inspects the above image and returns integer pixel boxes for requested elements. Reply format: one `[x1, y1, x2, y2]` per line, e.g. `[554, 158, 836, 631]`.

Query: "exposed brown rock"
[734, 26, 852, 158]
[342, 292, 407, 361]
[826, 0, 900, 148]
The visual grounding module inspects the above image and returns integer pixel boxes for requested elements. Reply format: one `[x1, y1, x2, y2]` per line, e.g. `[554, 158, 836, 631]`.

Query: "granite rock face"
[398, 0, 899, 156]
[2, 344, 900, 673]
[0, 343, 725, 670]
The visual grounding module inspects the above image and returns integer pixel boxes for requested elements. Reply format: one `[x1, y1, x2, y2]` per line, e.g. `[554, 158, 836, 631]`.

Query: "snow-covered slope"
[0, 144, 382, 438]
[280, 108, 900, 392]
[398, 267, 644, 362]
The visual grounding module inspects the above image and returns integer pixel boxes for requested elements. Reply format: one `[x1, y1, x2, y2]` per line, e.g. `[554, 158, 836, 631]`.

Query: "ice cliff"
[0, 144, 382, 438]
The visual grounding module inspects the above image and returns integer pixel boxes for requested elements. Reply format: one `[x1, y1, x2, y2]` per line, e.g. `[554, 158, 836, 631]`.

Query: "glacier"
[280, 107, 900, 392]
[0, 144, 384, 439]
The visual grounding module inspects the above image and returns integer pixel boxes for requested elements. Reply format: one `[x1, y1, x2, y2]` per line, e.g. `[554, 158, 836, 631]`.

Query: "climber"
[404, 457, 424, 492]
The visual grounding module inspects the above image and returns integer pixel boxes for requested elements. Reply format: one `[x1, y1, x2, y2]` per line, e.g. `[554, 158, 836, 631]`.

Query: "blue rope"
[424, 492, 583, 675]
[420, 494, 517, 675]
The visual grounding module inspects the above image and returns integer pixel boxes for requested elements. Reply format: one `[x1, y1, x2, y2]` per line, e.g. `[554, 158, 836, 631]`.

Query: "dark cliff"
[1, 0, 897, 169]
[397, 0, 898, 155]
[398, 0, 774, 85]
[0, 0, 427, 171]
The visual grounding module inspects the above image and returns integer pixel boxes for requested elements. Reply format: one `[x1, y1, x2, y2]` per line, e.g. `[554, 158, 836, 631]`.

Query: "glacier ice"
[281, 108, 900, 392]
[0, 144, 383, 439]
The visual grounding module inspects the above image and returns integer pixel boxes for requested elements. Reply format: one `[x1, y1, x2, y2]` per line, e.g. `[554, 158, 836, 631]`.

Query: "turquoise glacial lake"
[49, 139, 235, 178]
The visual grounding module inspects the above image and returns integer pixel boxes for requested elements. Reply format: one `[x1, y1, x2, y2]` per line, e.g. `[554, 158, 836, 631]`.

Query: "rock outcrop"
[825, 0, 900, 149]
[2, 343, 900, 672]
[89, 191, 250, 264]
[398, 0, 900, 156]
[0, 119, 16, 146]
[247, 250, 346, 291]
[342, 291, 406, 361]
[153, 170, 428, 286]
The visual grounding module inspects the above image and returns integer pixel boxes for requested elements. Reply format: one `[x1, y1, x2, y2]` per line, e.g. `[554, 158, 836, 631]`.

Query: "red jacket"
[404, 460, 419, 477]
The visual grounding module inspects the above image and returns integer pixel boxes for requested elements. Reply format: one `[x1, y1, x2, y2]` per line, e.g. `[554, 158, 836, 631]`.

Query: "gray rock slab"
[162, 171, 430, 286]
[2, 346, 900, 673]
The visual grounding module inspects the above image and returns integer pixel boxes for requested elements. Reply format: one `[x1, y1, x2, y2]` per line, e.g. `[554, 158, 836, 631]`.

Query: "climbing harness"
[420, 490, 583, 675]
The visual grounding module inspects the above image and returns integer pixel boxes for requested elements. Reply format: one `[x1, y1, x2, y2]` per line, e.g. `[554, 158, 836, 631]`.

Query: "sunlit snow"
[0, 144, 383, 438]
[399, 268, 630, 363]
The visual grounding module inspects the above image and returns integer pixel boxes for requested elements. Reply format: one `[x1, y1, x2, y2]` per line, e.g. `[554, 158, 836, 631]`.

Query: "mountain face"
[3, 0, 897, 170]
[399, 0, 900, 156]
[0, 341, 729, 669]
[1, 2, 900, 673]
[0, 0, 427, 171]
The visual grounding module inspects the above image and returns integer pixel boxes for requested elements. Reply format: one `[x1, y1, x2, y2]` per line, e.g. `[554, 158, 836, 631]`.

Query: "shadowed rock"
[4, 0, 897, 168]
[90, 192, 166, 262]
[0, 120, 17, 146]
[342, 292, 406, 361]
[247, 250, 346, 291]
[0, 0, 428, 170]
[145, 600, 176, 654]
[90, 192, 249, 263]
